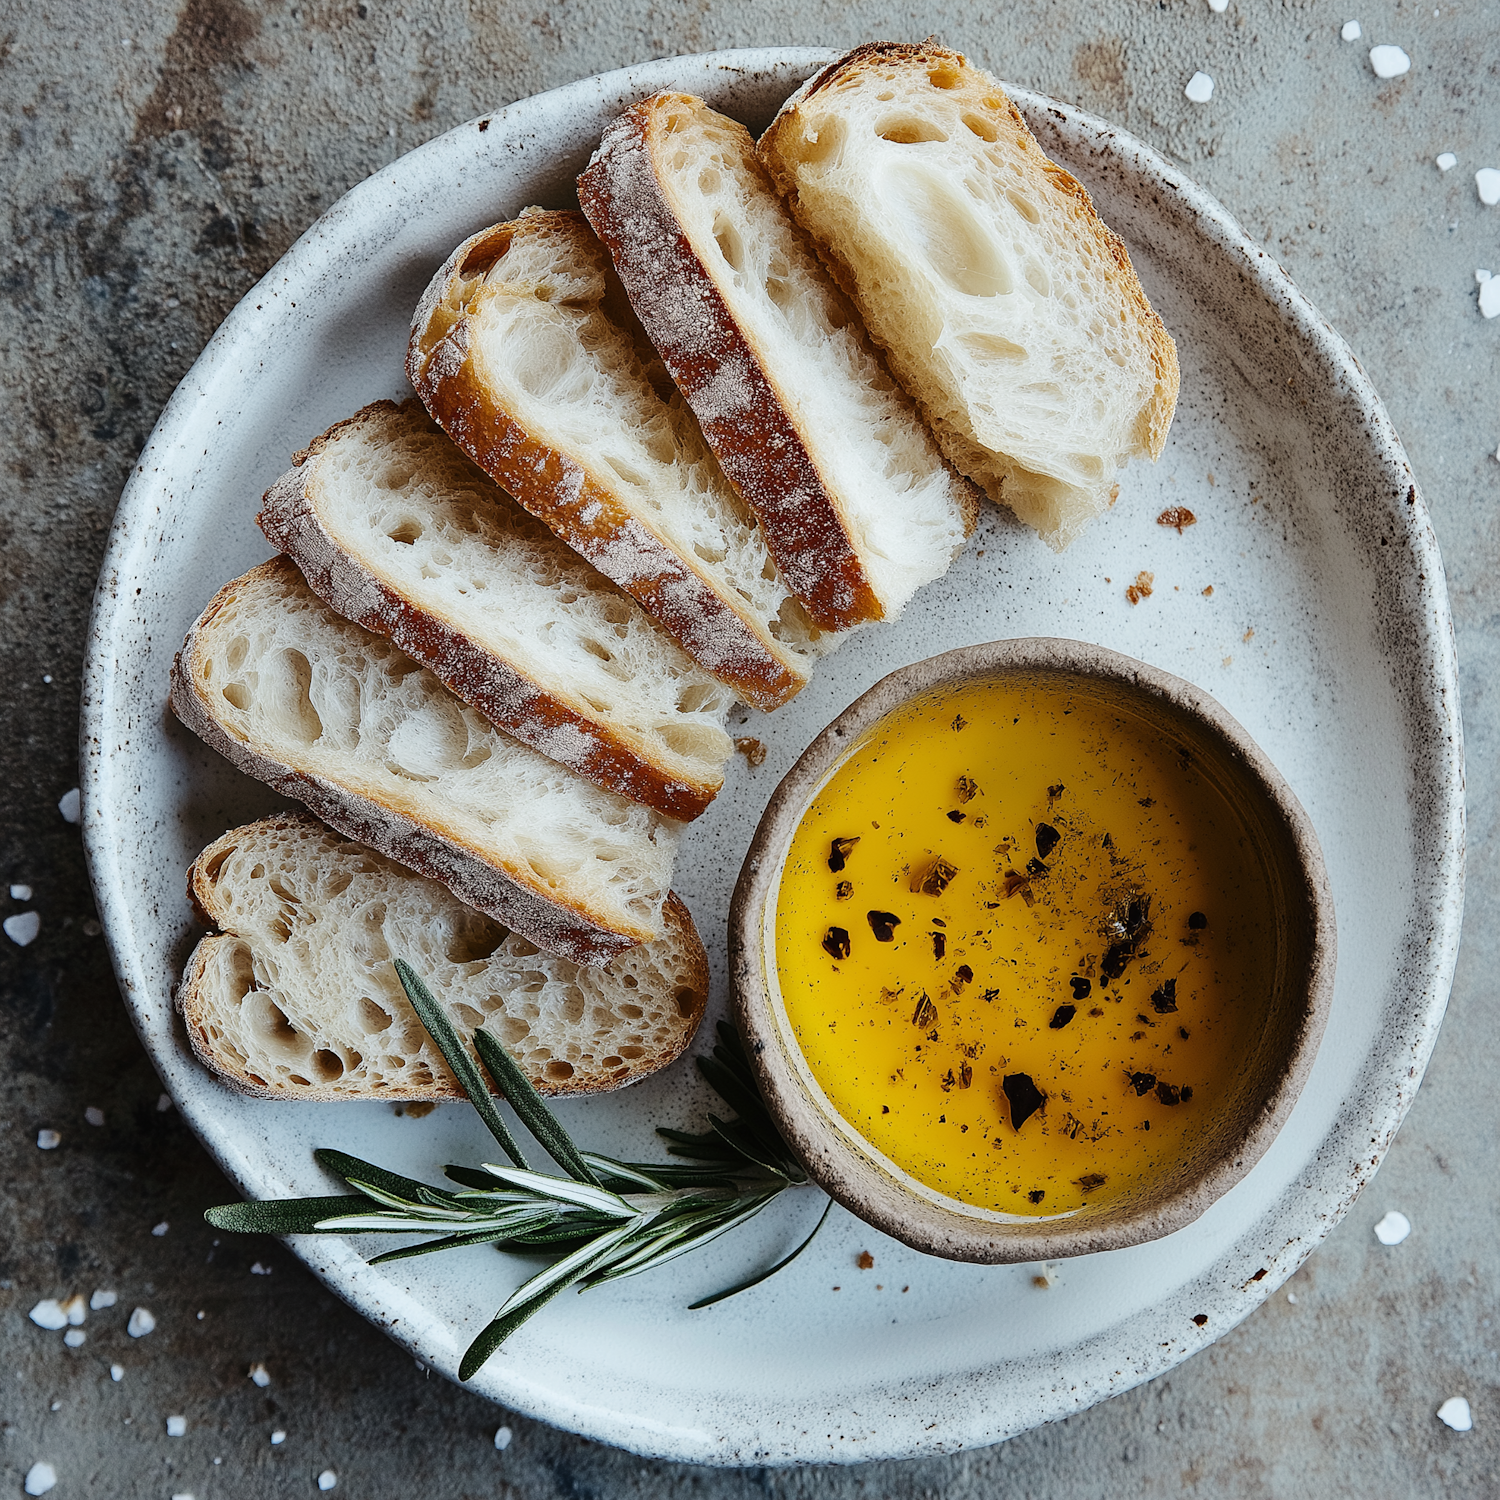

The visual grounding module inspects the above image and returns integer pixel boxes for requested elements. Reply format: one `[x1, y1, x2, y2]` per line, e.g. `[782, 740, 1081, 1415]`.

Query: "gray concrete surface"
[3, 1, 1498, 1494]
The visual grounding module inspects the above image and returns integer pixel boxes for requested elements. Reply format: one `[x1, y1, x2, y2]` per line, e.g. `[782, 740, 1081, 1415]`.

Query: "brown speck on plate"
[1157, 505, 1197, 533]
[857, 1251, 874, 1270]
[1126, 570, 1155, 604]
[734, 736, 767, 767]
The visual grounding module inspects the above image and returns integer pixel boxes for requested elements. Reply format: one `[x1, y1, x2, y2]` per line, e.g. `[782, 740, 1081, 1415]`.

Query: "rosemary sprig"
[205, 960, 824, 1379]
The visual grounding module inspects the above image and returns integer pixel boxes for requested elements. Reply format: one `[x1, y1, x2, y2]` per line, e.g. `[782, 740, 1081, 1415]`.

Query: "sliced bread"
[407, 207, 834, 711]
[578, 93, 979, 630]
[260, 399, 735, 822]
[169, 557, 682, 965]
[759, 41, 1180, 550]
[180, 812, 708, 1099]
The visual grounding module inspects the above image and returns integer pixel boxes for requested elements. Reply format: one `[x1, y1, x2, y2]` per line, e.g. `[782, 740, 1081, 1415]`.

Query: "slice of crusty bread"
[759, 41, 1180, 550]
[169, 557, 683, 966]
[259, 399, 735, 822]
[180, 813, 708, 1099]
[407, 208, 836, 711]
[578, 93, 979, 631]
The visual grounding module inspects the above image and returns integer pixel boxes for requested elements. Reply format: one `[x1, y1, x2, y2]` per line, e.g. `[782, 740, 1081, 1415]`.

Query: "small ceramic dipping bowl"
[730, 639, 1336, 1263]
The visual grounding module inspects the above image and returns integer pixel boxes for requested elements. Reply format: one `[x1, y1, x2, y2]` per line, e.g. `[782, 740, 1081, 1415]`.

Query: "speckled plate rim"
[79, 48, 1464, 1465]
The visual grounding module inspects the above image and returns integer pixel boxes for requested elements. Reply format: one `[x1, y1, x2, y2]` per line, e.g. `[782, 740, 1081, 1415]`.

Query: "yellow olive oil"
[774, 676, 1277, 1217]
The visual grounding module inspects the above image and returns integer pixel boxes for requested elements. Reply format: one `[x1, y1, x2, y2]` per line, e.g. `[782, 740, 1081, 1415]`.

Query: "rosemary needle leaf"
[367, 1224, 554, 1265]
[204, 1196, 374, 1235]
[314, 1149, 464, 1207]
[688, 1198, 833, 1310]
[393, 959, 529, 1170]
[472, 1029, 601, 1187]
[459, 1270, 583, 1381]
[476, 1164, 635, 1217]
[444, 1164, 504, 1191]
[580, 1154, 671, 1193]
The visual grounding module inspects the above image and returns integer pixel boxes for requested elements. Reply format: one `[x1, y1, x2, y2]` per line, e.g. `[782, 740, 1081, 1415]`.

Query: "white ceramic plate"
[81, 49, 1463, 1466]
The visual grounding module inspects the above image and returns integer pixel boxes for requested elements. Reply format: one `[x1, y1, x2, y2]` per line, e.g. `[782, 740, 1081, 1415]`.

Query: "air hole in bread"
[884, 165, 1013, 297]
[225, 940, 256, 1002]
[458, 229, 512, 280]
[581, 638, 615, 664]
[712, 212, 746, 273]
[494, 1015, 531, 1044]
[226, 636, 250, 672]
[698, 166, 721, 194]
[202, 846, 235, 884]
[313, 1049, 344, 1081]
[602, 454, 648, 489]
[446, 914, 507, 963]
[962, 111, 1000, 143]
[786, 117, 844, 168]
[222, 682, 251, 711]
[927, 64, 962, 89]
[658, 724, 728, 760]
[601, 1055, 624, 1069]
[1006, 190, 1042, 226]
[674, 986, 699, 1017]
[324, 871, 352, 898]
[249, 863, 265, 880]
[544, 1060, 575, 1081]
[454, 1003, 484, 1030]
[1025, 261, 1051, 297]
[665, 111, 689, 134]
[561, 989, 585, 1024]
[357, 998, 393, 1033]
[388, 519, 423, 545]
[376, 465, 415, 491]
[876, 90, 895, 101]
[675, 682, 718, 713]
[269, 912, 292, 944]
[876, 116, 949, 145]
[511, 320, 591, 404]
[265, 649, 324, 743]
[618, 1003, 643, 1020]
[269, 873, 299, 903]
[765, 274, 794, 313]
[692, 540, 727, 565]
[959, 332, 1029, 365]
[618, 1045, 645, 1059]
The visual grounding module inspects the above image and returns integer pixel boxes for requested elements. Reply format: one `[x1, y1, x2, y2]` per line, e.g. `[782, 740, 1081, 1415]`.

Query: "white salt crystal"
[172, 1494, 196, 1500]
[156, 1092, 173, 1112]
[1185, 71, 1215, 103]
[36, 1128, 60, 1150]
[58, 788, 80, 824]
[318, 1470, 338, 1491]
[249, 1363, 271, 1388]
[85, 1106, 105, 1127]
[7, 912, 42, 947]
[271, 1430, 287, 1445]
[251, 1261, 272, 1275]
[1287, 1290, 1299, 1304]
[1207, 0, 1228, 11]
[1480, 279, 1500, 319]
[29, 1300, 68, 1331]
[1437, 1396, 1472, 1430]
[166, 1415, 187, 1437]
[493, 1425, 513, 1451]
[1370, 45, 1411, 78]
[63, 1329, 85, 1348]
[10, 883, 32, 900]
[1341, 19, 1362, 39]
[1374, 1209, 1412, 1244]
[1437, 152, 1457, 171]
[152, 1221, 169, 1237]
[110, 1364, 124, 1381]
[61, 1294, 86, 1326]
[24, 1463, 57, 1496]
[90, 1289, 117, 1310]
[1477, 168, 1500, 205]
[126, 1306, 156, 1338]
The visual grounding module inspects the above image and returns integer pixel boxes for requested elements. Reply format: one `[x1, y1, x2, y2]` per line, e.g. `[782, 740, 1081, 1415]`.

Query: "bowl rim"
[730, 636, 1337, 1264]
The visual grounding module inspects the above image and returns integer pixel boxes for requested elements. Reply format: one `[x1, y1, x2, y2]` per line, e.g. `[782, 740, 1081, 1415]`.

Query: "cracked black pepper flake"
[947, 809, 966, 823]
[953, 964, 973, 990]
[1181, 1086, 1194, 1101]
[821, 927, 850, 961]
[835, 880, 853, 901]
[912, 857, 958, 895]
[958, 1061, 972, 1089]
[1188, 911, 1208, 929]
[1138, 796, 1155, 808]
[1026, 857, 1050, 877]
[1101, 894, 1153, 979]
[1035, 822, 1061, 859]
[952, 713, 968, 731]
[1028, 1189, 1045, 1204]
[1179, 1025, 1190, 1040]
[1075, 1173, 1107, 1194]
[930, 931, 946, 960]
[1049, 1004, 1077, 1029]
[1151, 979, 1178, 1014]
[1128, 1071, 1157, 1096]
[1002, 1073, 1045, 1130]
[956, 775, 981, 803]
[911, 992, 937, 1028]
[868, 910, 901, 941]
[1156, 1082, 1182, 1106]
[1070, 976, 1092, 1000]
[827, 836, 861, 872]
[1047, 782, 1065, 800]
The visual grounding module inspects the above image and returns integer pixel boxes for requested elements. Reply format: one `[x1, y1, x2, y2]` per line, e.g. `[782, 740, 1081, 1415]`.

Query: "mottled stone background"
[3, 1, 1498, 1495]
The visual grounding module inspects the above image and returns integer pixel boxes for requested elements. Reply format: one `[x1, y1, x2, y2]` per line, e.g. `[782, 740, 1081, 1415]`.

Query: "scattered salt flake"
[1207, 0, 1227, 11]
[494, 1425, 513, 1451]
[1437, 1396, 1472, 1431]
[85, 1106, 105, 1127]
[156, 1092, 173, 1112]
[173, 1493, 196, 1500]
[126, 1306, 155, 1338]
[36, 1128, 60, 1150]
[29, 1300, 68, 1331]
[1185, 71, 1214, 103]
[318, 1470, 338, 1491]
[152, 1221, 169, 1237]
[1480, 279, 1500, 319]
[271, 1430, 287, 1445]
[8, 912, 42, 947]
[1477, 168, 1500, 206]
[58, 788, 80, 824]
[1374, 1209, 1412, 1244]
[10, 883, 32, 900]
[1437, 152, 1457, 171]
[63, 1329, 85, 1348]
[1370, 44, 1411, 78]
[166, 1415, 187, 1437]
[1479, 269, 1493, 283]
[250, 1261, 272, 1275]
[1033, 1263, 1061, 1289]
[1341, 19, 1362, 39]
[90, 1289, 117, 1310]
[61, 1295, 85, 1325]
[110, 1364, 124, 1382]
[1287, 1290, 1299, 1303]
[249, 1363, 271, 1388]
[24, 1463, 57, 1497]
